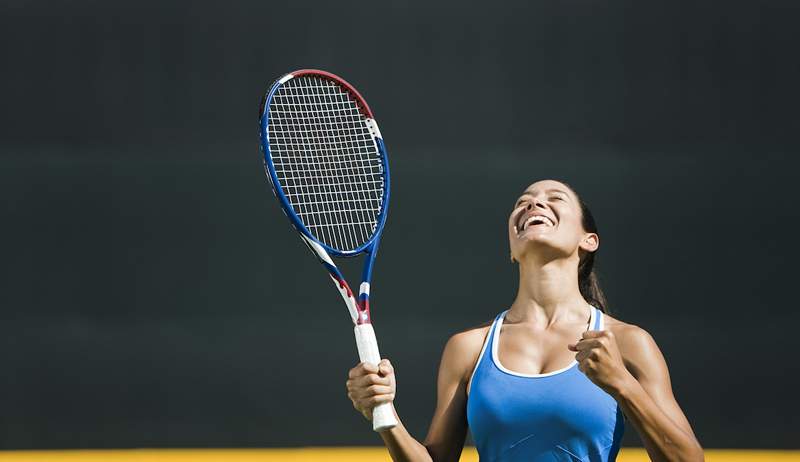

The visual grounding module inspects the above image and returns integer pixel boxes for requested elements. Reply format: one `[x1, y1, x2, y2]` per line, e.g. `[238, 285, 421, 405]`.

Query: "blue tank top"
[466, 306, 625, 461]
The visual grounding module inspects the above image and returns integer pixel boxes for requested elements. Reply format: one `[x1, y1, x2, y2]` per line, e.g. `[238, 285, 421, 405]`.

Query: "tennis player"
[346, 179, 704, 461]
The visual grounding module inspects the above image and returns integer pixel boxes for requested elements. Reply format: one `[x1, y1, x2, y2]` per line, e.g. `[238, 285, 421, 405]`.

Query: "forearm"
[614, 377, 703, 462]
[379, 405, 433, 462]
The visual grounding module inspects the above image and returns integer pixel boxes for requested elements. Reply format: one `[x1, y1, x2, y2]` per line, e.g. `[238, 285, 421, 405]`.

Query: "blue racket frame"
[258, 70, 391, 325]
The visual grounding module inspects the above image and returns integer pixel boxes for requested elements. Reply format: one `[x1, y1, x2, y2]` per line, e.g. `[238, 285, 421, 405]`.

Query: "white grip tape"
[354, 324, 398, 432]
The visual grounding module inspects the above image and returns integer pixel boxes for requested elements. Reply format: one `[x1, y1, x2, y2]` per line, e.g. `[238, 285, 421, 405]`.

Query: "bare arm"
[347, 330, 484, 462]
[614, 328, 704, 462]
[571, 326, 704, 461]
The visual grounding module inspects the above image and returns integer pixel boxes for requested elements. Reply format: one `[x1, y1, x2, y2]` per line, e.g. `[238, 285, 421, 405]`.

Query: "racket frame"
[259, 69, 391, 326]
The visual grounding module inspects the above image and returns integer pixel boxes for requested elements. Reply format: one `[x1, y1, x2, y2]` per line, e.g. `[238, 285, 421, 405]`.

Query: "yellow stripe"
[0, 448, 798, 461]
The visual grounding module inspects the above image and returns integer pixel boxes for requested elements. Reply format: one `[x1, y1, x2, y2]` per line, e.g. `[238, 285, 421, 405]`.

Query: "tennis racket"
[258, 69, 397, 432]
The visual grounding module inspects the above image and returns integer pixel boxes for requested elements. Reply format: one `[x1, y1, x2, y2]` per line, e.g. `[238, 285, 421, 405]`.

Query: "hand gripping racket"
[258, 69, 397, 432]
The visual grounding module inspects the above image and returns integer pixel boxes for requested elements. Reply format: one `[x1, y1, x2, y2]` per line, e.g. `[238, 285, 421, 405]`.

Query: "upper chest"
[496, 323, 585, 375]
[494, 308, 606, 375]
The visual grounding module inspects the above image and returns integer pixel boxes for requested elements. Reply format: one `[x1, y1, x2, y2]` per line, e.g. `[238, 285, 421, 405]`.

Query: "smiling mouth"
[519, 215, 555, 234]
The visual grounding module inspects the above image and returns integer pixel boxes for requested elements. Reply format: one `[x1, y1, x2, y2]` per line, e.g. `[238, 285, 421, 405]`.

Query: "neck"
[509, 254, 589, 327]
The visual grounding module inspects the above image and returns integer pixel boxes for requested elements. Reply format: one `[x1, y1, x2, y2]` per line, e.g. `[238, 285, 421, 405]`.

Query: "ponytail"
[578, 246, 607, 313]
[571, 187, 609, 313]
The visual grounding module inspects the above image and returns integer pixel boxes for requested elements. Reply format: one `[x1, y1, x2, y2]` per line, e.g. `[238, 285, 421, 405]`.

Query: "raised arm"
[346, 328, 486, 462]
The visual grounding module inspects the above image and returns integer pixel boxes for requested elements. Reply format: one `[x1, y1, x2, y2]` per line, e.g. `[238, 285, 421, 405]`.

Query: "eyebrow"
[516, 188, 571, 203]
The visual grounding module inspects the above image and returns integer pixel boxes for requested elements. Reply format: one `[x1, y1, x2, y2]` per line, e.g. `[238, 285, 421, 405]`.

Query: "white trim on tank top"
[491, 305, 599, 378]
[467, 305, 601, 395]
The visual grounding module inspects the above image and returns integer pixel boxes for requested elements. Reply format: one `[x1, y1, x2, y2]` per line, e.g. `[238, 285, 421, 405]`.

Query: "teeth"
[522, 215, 554, 231]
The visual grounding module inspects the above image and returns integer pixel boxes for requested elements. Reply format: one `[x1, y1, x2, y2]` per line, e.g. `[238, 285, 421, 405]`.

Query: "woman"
[346, 179, 704, 461]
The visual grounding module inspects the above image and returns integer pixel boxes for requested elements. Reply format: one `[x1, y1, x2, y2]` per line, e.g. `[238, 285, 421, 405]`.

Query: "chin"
[520, 231, 556, 245]
[518, 235, 567, 259]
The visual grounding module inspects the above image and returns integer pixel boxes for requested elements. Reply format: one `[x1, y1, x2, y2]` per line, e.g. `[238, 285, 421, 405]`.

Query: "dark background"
[1, 0, 798, 451]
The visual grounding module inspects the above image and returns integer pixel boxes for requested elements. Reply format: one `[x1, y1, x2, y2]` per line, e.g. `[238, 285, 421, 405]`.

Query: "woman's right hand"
[346, 359, 396, 421]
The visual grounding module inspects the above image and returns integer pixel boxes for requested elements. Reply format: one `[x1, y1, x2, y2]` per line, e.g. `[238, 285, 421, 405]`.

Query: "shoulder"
[602, 313, 664, 378]
[603, 313, 652, 345]
[439, 319, 493, 383]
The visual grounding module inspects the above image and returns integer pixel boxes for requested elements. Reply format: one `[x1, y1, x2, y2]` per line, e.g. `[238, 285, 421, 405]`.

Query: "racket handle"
[353, 323, 398, 432]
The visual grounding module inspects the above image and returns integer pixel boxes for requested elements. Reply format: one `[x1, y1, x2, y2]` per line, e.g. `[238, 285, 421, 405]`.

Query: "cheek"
[556, 216, 583, 240]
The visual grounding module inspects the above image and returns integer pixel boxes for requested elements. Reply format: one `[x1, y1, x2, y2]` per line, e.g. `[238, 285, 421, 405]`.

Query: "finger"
[356, 393, 394, 411]
[567, 342, 577, 351]
[575, 349, 597, 362]
[354, 384, 393, 399]
[378, 359, 394, 374]
[352, 384, 393, 399]
[355, 373, 390, 388]
[572, 339, 602, 351]
[362, 361, 379, 374]
[353, 373, 390, 388]
[348, 362, 372, 379]
[581, 330, 606, 339]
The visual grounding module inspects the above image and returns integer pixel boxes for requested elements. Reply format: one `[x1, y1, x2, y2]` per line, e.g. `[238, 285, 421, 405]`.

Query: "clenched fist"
[568, 330, 632, 397]
[346, 359, 396, 421]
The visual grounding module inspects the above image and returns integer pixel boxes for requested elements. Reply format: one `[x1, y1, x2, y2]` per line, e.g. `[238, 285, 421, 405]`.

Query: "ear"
[580, 232, 599, 253]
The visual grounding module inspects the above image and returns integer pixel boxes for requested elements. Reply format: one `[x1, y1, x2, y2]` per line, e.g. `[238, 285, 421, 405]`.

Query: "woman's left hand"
[568, 330, 634, 398]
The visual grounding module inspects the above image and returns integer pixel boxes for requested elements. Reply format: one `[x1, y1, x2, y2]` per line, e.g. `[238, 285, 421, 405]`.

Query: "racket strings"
[267, 75, 385, 252]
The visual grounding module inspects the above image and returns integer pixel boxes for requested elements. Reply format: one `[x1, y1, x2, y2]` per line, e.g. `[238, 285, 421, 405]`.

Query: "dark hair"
[570, 188, 609, 313]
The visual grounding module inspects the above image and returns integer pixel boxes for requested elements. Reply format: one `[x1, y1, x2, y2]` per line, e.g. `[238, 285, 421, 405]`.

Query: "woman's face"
[508, 180, 598, 263]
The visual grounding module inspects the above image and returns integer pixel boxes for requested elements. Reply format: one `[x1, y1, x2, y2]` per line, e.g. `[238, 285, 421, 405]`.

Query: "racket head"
[259, 69, 390, 257]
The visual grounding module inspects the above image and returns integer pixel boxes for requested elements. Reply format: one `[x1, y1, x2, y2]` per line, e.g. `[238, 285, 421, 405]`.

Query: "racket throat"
[356, 298, 372, 325]
[356, 281, 373, 325]
[329, 274, 372, 324]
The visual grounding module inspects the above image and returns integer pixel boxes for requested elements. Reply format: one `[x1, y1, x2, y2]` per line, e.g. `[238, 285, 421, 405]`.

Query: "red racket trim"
[289, 69, 375, 118]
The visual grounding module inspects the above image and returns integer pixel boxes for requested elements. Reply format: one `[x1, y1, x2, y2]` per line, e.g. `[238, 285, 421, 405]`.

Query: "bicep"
[624, 329, 698, 440]
[423, 335, 473, 462]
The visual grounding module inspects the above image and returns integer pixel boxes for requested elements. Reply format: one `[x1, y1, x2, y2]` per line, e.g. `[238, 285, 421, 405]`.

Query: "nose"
[530, 198, 546, 210]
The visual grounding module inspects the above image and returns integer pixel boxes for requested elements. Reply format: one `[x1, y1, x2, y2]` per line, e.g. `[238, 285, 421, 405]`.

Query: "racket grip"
[353, 323, 398, 433]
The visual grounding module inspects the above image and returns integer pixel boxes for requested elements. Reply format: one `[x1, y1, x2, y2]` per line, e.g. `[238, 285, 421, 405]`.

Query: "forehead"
[520, 180, 575, 198]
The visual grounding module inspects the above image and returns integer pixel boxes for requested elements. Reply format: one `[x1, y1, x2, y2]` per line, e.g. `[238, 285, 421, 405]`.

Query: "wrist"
[610, 371, 639, 401]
